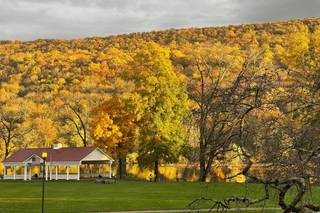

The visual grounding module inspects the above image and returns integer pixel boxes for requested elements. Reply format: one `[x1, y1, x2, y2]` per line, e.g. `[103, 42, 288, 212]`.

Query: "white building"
[2, 144, 114, 181]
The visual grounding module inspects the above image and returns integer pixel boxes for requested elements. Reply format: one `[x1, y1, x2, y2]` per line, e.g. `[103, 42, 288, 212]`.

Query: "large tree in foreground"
[189, 25, 320, 213]
[183, 42, 275, 181]
[126, 42, 189, 182]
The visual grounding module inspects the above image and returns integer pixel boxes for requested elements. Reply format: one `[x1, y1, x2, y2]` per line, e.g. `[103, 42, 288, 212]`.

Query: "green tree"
[126, 42, 189, 182]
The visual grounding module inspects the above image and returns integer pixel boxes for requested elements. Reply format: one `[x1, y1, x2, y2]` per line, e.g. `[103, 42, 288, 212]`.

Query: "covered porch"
[3, 147, 114, 181]
[3, 160, 113, 181]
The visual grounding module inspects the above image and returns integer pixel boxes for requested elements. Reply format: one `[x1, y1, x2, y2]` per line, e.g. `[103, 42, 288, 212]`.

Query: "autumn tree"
[183, 42, 275, 181]
[188, 25, 320, 213]
[90, 95, 137, 178]
[60, 102, 90, 147]
[32, 117, 58, 148]
[125, 42, 189, 182]
[237, 24, 320, 213]
[0, 102, 31, 159]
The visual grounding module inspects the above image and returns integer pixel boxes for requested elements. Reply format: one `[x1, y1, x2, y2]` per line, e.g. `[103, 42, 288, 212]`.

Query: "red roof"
[3, 147, 96, 163]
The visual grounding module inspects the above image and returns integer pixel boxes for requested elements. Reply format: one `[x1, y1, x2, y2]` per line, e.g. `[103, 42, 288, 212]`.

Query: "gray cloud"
[0, 0, 318, 40]
[231, 0, 320, 23]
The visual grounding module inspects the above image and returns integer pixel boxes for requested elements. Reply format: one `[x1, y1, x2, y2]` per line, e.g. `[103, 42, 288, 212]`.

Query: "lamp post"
[41, 152, 48, 213]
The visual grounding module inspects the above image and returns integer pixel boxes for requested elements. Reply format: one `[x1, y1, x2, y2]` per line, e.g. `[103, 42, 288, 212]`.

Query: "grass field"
[0, 179, 318, 213]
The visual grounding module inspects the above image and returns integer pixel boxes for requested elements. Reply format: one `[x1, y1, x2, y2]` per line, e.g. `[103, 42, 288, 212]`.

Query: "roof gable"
[24, 154, 43, 164]
[3, 149, 47, 164]
[81, 148, 113, 162]
[3, 147, 101, 163]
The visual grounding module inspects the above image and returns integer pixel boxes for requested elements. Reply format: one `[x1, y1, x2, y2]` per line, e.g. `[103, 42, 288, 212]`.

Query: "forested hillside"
[1, 18, 320, 181]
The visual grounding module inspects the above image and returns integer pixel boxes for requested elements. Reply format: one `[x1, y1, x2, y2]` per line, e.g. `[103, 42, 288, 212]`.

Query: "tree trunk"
[82, 127, 87, 147]
[154, 160, 159, 182]
[199, 130, 207, 182]
[123, 158, 127, 177]
[199, 69, 207, 182]
[203, 156, 215, 182]
[4, 141, 9, 159]
[199, 146, 206, 181]
[199, 94, 207, 182]
[4, 147, 9, 160]
[82, 138, 87, 147]
[118, 158, 123, 179]
[118, 157, 127, 179]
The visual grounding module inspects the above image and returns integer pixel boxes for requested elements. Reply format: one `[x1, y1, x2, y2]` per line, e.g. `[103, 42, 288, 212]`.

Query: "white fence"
[3, 175, 25, 180]
[3, 174, 79, 180]
[50, 174, 78, 180]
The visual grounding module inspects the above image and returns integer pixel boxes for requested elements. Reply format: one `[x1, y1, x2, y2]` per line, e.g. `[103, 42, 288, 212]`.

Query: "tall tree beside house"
[90, 95, 137, 178]
[23, 101, 60, 149]
[32, 117, 58, 148]
[0, 101, 31, 159]
[125, 42, 189, 182]
[59, 101, 91, 147]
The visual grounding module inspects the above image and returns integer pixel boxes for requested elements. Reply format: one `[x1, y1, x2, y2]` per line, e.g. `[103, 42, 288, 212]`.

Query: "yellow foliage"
[90, 96, 137, 158]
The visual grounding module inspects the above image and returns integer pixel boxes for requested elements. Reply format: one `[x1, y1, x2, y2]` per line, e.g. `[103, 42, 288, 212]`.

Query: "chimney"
[53, 142, 63, 150]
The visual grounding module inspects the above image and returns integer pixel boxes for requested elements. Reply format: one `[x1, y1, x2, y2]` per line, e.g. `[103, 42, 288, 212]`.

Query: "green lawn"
[0, 180, 317, 213]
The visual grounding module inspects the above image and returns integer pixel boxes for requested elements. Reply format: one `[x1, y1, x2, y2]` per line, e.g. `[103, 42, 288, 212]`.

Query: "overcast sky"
[0, 0, 319, 41]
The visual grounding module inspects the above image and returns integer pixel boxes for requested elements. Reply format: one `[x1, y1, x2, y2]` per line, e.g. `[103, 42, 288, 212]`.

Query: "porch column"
[77, 164, 80, 181]
[109, 161, 112, 178]
[66, 166, 69, 180]
[45, 165, 48, 181]
[55, 165, 58, 180]
[13, 165, 16, 180]
[49, 166, 52, 180]
[28, 165, 32, 180]
[24, 164, 27, 181]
